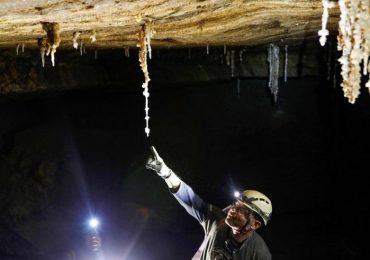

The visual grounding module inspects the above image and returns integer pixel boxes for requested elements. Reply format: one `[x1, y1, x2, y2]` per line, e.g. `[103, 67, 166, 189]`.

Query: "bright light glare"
[89, 218, 99, 229]
[234, 191, 240, 198]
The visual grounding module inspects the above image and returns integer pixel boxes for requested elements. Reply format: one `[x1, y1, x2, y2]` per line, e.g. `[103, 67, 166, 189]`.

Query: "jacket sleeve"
[172, 181, 209, 223]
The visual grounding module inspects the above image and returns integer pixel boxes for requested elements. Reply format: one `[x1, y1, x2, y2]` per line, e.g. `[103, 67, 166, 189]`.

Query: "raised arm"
[145, 146, 208, 223]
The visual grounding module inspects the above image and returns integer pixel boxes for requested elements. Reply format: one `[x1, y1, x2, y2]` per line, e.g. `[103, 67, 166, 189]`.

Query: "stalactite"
[284, 45, 288, 83]
[80, 39, 84, 56]
[224, 44, 227, 55]
[360, 1, 370, 91]
[73, 31, 81, 49]
[137, 23, 151, 137]
[124, 47, 130, 57]
[336, 0, 370, 104]
[37, 37, 47, 67]
[226, 51, 231, 67]
[143, 20, 155, 60]
[267, 43, 280, 102]
[318, 0, 336, 46]
[21, 43, 24, 53]
[41, 22, 61, 67]
[231, 50, 235, 77]
[89, 30, 97, 43]
[206, 44, 209, 55]
[16, 44, 20, 56]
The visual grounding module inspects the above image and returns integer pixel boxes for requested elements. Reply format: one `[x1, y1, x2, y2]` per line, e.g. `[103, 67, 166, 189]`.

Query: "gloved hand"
[146, 146, 172, 179]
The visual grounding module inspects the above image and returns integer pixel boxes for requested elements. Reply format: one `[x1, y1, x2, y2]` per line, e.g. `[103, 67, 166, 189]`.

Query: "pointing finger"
[150, 146, 160, 160]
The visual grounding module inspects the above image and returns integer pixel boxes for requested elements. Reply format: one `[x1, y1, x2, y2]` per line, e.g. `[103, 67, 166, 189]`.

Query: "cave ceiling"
[0, 0, 340, 49]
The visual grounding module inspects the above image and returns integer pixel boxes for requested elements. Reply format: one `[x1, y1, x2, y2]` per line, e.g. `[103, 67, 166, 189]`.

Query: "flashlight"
[233, 191, 240, 198]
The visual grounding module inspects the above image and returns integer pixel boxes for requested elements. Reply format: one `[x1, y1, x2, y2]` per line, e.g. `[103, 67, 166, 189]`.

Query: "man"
[146, 146, 272, 260]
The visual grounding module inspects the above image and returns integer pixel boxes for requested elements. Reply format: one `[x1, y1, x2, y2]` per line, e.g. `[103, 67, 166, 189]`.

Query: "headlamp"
[233, 191, 241, 198]
[88, 217, 100, 229]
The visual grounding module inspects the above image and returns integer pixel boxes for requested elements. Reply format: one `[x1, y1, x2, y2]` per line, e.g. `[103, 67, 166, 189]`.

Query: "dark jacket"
[173, 181, 271, 260]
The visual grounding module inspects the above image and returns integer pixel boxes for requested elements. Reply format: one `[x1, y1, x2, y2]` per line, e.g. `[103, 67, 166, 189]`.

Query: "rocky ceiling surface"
[0, 0, 340, 49]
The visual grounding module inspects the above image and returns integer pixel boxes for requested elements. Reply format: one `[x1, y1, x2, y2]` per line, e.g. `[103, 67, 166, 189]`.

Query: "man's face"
[225, 201, 252, 230]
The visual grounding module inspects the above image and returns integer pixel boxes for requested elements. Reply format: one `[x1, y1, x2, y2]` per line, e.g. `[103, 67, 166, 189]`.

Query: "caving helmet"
[236, 190, 272, 226]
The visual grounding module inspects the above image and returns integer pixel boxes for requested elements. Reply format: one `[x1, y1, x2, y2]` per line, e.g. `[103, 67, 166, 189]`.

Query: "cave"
[1, 1, 369, 260]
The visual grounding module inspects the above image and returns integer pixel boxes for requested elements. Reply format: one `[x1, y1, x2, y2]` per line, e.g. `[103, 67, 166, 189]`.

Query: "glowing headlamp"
[233, 191, 241, 198]
[88, 217, 100, 229]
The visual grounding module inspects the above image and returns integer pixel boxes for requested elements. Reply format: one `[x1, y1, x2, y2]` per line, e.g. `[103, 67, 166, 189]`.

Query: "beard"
[225, 213, 243, 228]
[225, 212, 252, 236]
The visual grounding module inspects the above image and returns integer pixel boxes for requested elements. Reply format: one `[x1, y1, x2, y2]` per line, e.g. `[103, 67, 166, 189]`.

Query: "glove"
[146, 146, 172, 179]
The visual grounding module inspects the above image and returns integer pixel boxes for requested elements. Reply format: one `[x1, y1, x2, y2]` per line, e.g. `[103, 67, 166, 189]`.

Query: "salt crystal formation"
[267, 43, 280, 102]
[318, 0, 336, 46]
[41, 22, 61, 67]
[137, 21, 155, 137]
[73, 31, 81, 49]
[90, 30, 97, 43]
[284, 45, 288, 83]
[337, 0, 370, 104]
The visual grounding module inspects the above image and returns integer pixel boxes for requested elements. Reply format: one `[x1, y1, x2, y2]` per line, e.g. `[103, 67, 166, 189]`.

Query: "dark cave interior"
[0, 42, 369, 260]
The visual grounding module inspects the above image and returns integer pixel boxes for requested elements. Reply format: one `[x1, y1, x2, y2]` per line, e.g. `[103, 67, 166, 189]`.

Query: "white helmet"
[237, 190, 272, 226]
